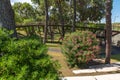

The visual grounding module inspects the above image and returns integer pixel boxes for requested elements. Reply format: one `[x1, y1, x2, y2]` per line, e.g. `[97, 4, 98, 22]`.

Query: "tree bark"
[43, 0, 48, 44]
[105, 0, 112, 64]
[0, 0, 17, 37]
[72, 0, 76, 32]
[56, 0, 65, 38]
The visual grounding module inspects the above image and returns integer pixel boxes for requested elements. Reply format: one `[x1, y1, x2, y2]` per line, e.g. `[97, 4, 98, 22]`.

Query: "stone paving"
[73, 62, 120, 74]
[95, 74, 120, 80]
[62, 76, 95, 80]
[62, 73, 120, 80]
[62, 62, 120, 80]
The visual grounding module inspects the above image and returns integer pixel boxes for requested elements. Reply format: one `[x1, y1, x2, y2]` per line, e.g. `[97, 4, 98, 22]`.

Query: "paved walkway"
[73, 62, 120, 74]
[62, 62, 120, 80]
[62, 73, 120, 80]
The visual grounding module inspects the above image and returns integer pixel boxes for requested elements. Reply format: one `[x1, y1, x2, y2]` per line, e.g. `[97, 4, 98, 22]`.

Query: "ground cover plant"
[62, 31, 100, 68]
[0, 28, 59, 80]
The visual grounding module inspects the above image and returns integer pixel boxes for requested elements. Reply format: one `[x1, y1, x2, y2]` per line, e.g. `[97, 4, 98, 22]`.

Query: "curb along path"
[73, 62, 120, 74]
[62, 73, 120, 80]
[62, 62, 120, 80]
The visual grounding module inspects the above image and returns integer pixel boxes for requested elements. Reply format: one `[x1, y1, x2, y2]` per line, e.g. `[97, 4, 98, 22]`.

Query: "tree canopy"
[13, 0, 106, 25]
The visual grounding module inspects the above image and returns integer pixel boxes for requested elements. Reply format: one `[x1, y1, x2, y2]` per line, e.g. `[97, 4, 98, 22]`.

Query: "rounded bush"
[62, 31, 100, 68]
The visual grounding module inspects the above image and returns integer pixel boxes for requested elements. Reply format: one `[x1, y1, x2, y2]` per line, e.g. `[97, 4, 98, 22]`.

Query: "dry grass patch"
[47, 48, 74, 77]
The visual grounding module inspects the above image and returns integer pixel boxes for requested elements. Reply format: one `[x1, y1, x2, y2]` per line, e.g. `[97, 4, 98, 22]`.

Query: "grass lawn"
[111, 54, 120, 62]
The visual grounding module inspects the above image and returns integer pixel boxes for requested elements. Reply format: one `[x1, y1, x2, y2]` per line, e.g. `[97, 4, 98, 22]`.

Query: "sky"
[10, 0, 120, 23]
[10, 0, 32, 5]
[112, 0, 120, 23]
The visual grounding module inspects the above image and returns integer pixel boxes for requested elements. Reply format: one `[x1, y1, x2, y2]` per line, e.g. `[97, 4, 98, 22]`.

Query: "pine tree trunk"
[56, 0, 65, 38]
[72, 0, 76, 32]
[0, 0, 17, 37]
[105, 0, 112, 64]
[43, 0, 48, 44]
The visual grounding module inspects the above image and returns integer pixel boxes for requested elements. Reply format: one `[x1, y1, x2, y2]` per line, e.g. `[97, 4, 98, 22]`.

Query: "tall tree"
[13, 2, 35, 19]
[43, 0, 48, 43]
[0, 0, 17, 37]
[105, 0, 112, 64]
[77, 0, 105, 22]
[56, 0, 65, 38]
[13, 2, 36, 24]
[31, 0, 105, 24]
[72, 0, 76, 32]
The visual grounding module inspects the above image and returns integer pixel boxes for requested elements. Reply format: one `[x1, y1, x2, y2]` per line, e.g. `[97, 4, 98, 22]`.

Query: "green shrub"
[0, 28, 59, 80]
[62, 31, 100, 68]
[0, 28, 13, 55]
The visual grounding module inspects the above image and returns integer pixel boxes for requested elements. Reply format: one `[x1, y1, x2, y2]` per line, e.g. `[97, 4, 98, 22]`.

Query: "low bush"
[62, 31, 100, 68]
[0, 28, 13, 55]
[0, 28, 59, 80]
